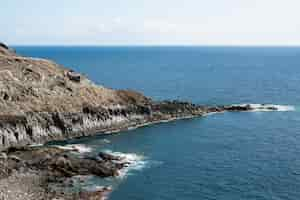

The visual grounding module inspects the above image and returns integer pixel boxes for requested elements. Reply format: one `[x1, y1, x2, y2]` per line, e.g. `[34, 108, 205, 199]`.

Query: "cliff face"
[0, 44, 207, 150]
[0, 43, 264, 150]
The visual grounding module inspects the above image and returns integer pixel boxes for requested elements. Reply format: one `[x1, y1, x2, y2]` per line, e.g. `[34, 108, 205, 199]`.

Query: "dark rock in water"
[2, 146, 126, 178]
[224, 104, 252, 111]
[207, 106, 225, 113]
[266, 106, 278, 111]
[0, 145, 128, 198]
[98, 151, 122, 161]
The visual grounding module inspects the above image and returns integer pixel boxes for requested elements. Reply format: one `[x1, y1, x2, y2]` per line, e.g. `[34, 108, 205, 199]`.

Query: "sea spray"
[103, 150, 148, 178]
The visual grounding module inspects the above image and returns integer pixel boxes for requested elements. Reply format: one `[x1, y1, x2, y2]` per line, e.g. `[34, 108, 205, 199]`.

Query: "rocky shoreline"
[0, 100, 268, 151]
[0, 42, 280, 152]
[0, 103, 279, 200]
[0, 43, 281, 199]
[0, 145, 125, 200]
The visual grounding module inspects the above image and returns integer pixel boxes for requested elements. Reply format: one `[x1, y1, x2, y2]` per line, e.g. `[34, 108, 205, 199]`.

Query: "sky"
[2, 0, 300, 46]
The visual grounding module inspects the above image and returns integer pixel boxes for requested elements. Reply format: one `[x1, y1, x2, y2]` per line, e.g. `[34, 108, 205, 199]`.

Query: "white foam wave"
[103, 150, 148, 178]
[28, 143, 44, 147]
[237, 104, 295, 112]
[55, 144, 93, 154]
[84, 185, 112, 192]
[203, 111, 225, 116]
[102, 139, 111, 144]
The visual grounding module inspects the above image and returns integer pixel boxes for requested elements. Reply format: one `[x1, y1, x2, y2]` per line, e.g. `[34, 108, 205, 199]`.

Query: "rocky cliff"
[0, 43, 211, 150]
[0, 43, 267, 151]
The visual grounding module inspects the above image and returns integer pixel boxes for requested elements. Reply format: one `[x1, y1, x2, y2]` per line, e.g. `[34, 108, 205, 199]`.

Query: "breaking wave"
[103, 150, 148, 178]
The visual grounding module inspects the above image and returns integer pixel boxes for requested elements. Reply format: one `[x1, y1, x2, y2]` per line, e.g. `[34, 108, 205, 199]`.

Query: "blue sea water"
[15, 46, 300, 200]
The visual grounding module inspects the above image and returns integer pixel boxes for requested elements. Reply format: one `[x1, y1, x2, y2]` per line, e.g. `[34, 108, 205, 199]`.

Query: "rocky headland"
[0, 43, 279, 199]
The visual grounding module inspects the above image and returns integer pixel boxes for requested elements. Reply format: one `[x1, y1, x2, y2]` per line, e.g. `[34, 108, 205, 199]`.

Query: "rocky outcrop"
[0, 101, 205, 150]
[0, 146, 126, 199]
[0, 43, 278, 151]
[0, 43, 15, 56]
[0, 146, 128, 178]
[0, 43, 9, 50]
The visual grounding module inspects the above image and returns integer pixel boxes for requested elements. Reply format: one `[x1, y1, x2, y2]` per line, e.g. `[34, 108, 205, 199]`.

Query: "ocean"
[15, 46, 300, 200]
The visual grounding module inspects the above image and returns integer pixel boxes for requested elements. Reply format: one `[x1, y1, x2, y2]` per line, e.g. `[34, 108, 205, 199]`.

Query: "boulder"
[67, 70, 81, 82]
[98, 152, 122, 161]
[0, 43, 9, 50]
[0, 42, 16, 55]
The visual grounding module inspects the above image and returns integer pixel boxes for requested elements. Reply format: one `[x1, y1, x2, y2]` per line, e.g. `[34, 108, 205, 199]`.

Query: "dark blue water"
[15, 46, 300, 200]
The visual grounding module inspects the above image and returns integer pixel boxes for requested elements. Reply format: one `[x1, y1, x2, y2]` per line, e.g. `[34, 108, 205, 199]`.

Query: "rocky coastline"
[0, 43, 279, 199]
[0, 103, 277, 200]
[0, 100, 259, 151]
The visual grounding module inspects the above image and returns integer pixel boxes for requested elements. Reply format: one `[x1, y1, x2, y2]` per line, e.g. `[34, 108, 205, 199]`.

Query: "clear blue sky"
[2, 0, 300, 45]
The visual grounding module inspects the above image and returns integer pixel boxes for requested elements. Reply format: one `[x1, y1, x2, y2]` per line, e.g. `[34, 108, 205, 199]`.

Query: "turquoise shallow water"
[16, 46, 300, 200]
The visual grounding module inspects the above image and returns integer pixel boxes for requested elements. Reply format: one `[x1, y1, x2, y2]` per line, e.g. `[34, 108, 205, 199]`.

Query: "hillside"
[0, 43, 149, 115]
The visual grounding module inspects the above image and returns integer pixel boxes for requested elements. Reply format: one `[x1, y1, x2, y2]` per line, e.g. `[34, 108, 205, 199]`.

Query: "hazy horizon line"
[10, 44, 300, 48]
